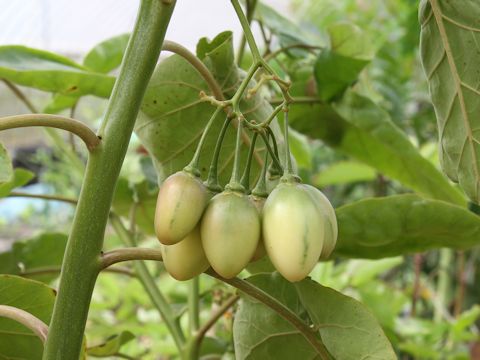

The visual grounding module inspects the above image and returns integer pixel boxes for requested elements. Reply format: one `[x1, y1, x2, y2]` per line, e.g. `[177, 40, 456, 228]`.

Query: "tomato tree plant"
[1, 0, 480, 359]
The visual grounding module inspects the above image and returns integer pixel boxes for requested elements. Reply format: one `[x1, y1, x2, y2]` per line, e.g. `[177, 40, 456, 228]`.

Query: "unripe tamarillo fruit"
[263, 182, 325, 282]
[302, 184, 338, 260]
[155, 171, 210, 245]
[201, 191, 260, 279]
[248, 195, 267, 262]
[161, 226, 209, 281]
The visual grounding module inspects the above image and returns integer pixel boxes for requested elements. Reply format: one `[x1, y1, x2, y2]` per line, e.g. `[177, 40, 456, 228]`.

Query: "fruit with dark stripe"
[155, 171, 209, 245]
[263, 182, 325, 282]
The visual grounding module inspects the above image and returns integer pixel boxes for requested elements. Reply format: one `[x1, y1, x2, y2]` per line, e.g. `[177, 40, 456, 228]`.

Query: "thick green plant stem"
[109, 214, 186, 351]
[42, 1, 176, 358]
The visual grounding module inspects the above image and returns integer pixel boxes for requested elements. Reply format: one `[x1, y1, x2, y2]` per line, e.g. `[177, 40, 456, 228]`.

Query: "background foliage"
[1, 0, 480, 359]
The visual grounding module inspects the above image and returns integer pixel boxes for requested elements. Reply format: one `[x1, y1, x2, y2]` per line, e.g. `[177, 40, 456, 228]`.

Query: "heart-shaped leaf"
[234, 273, 395, 360]
[135, 31, 283, 184]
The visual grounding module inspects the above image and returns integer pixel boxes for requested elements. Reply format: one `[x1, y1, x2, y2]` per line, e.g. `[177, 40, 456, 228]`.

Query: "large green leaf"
[0, 233, 68, 283]
[295, 279, 396, 360]
[0, 45, 114, 98]
[135, 31, 283, 183]
[419, 0, 480, 203]
[290, 91, 465, 205]
[43, 34, 129, 113]
[334, 194, 480, 259]
[83, 33, 130, 73]
[0, 168, 34, 197]
[0, 143, 13, 185]
[315, 22, 374, 101]
[0, 275, 56, 359]
[233, 273, 395, 360]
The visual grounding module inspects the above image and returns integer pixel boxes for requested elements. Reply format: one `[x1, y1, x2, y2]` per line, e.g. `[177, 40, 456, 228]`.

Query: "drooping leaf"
[315, 22, 374, 101]
[419, 0, 480, 203]
[0, 168, 34, 197]
[290, 91, 465, 205]
[43, 34, 129, 113]
[135, 31, 283, 183]
[0, 143, 13, 185]
[83, 33, 130, 74]
[233, 273, 395, 360]
[0, 45, 114, 98]
[87, 331, 135, 357]
[314, 160, 377, 187]
[0, 233, 68, 283]
[334, 194, 480, 259]
[0, 275, 56, 360]
[295, 279, 396, 360]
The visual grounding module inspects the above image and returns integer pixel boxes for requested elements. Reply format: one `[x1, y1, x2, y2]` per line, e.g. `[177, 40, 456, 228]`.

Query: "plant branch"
[189, 295, 240, 359]
[206, 270, 331, 359]
[0, 305, 49, 344]
[9, 191, 78, 205]
[3, 80, 85, 173]
[263, 44, 322, 62]
[44, 1, 177, 358]
[162, 40, 224, 101]
[100, 247, 163, 269]
[20, 266, 136, 278]
[2, 79, 38, 113]
[0, 114, 100, 151]
[236, 0, 258, 66]
[195, 294, 239, 348]
[270, 96, 323, 106]
[109, 213, 185, 351]
[97, 238, 330, 358]
[231, 0, 262, 61]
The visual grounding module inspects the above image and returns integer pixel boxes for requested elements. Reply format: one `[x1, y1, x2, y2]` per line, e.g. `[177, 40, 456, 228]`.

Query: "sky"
[0, 0, 290, 55]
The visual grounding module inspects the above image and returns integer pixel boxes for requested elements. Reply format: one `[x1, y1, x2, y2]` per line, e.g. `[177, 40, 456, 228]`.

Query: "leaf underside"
[420, 0, 480, 203]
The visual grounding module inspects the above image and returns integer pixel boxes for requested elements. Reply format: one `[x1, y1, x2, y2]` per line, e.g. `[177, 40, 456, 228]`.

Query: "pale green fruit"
[201, 191, 260, 279]
[161, 226, 209, 281]
[302, 184, 338, 260]
[155, 171, 209, 245]
[263, 182, 325, 282]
